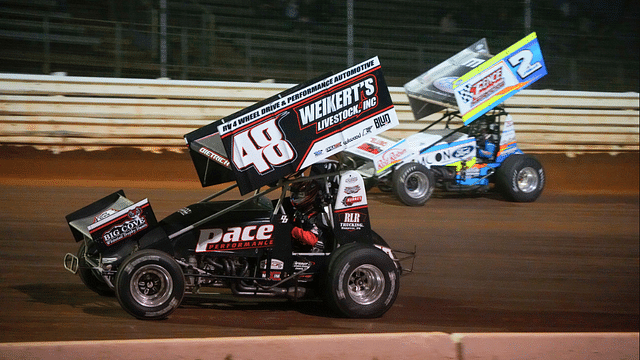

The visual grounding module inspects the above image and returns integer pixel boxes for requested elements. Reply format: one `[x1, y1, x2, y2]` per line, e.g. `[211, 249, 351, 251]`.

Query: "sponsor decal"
[342, 133, 362, 147]
[326, 142, 342, 153]
[344, 185, 361, 194]
[357, 142, 383, 155]
[271, 259, 284, 270]
[196, 224, 275, 252]
[433, 76, 458, 94]
[101, 207, 149, 246]
[372, 113, 392, 129]
[458, 66, 505, 106]
[452, 145, 475, 158]
[198, 146, 231, 168]
[339, 212, 367, 231]
[294, 260, 314, 271]
[341, 196, 363, 207]
[297, 76, 378, 133]
[375, 148, 408, 172]
[261, 271, 281, 281]
[94, 209, 117, 223]
[260, 258, 284, 271]
[417, 143, 476, 167]
[345, 175, 359, 183]
[369, 137, 389, 147]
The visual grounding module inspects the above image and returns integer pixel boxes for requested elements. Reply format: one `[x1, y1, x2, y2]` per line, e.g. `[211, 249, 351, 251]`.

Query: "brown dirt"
[0, 145, 638, 194]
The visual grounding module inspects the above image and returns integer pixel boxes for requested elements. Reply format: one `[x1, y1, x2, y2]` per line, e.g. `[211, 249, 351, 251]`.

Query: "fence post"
[115, 22, 122, 77]
[181, 27, 188, 79]
[43, 16, 50, 74]
[245, 33, 252, 81]
[305, 36, 312, 78]
[201, 14, 207, 67]
[209, 15, 216, 66]
[151, 8, 158, 60]
[160, 0, 168, 78]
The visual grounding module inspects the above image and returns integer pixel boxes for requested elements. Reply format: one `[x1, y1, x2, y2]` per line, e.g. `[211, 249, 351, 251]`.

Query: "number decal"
[232, 117, 295, 173]
[508, 49, 542, 79]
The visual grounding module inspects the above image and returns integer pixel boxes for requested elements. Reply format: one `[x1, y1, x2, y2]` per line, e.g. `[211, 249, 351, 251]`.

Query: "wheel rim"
[347, 264, 385, 306]
[516, 167, 539, 193]
[405, 171, 429, 199]
[130, 264, 173, 307]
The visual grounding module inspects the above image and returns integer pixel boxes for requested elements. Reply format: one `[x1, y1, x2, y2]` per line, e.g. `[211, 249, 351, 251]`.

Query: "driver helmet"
[290, 180, 319, 213]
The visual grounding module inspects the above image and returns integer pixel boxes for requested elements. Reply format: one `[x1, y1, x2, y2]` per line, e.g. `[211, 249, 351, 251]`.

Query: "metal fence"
[1, 1, 638, 92]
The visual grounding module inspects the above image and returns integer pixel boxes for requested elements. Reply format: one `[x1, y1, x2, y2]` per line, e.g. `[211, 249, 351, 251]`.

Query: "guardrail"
[0, 73, 638, 154]
[1, 332, 638, 360]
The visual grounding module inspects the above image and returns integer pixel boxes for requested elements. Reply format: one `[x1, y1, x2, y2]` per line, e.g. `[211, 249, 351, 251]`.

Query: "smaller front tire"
[324, 243, 400, 318]
[392, 163, 435, 206]
[496, 154, 545, 202]
[115, 249, 185, 320]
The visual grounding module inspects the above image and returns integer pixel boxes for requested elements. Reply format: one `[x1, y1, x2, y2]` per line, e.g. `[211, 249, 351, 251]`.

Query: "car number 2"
[508, 49, 542, 79]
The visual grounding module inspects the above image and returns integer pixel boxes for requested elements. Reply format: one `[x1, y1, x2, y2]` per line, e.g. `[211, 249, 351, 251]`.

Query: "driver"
[475, 117, 498, 161]
[289, 179, 326, 253]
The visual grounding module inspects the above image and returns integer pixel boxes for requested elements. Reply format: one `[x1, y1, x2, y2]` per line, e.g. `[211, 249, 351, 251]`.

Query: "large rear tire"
[324, 243, 400, 318]
[77, 243, 114, 297]
[392, 163, 435, 206]
[115, 249, 185, 320]
[496, 154, 545, 202]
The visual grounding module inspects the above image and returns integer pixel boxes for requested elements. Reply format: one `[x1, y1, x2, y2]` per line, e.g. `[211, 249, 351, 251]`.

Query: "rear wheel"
[77, 243, 114, 297]
[115, 249, 185, 320]
[392, 163, 435, 206]
[496, 154, 545, 202]
[324, 243, 400, 318]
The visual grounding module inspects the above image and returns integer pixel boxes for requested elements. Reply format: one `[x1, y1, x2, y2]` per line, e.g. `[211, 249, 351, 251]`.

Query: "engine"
[181, 255, 306, 299]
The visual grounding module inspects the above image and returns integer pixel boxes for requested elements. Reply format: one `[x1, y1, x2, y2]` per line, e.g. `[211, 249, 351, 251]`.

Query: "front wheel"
[115, 249, 185, 320]
[392, 163, 435, 206]
[496, 154, 545, 202]
[324, 243, 400, 318]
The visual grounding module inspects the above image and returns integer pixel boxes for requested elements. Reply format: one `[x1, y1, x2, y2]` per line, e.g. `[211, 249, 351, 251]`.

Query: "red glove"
[291, 227, 318, 246]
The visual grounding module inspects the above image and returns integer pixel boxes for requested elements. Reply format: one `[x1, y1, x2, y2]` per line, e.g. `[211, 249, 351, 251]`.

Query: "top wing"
[404, 33, 547, 125]
[185, 57, 399, 194]
[453, 32, 547, 125]
[403, 38, 492, 120]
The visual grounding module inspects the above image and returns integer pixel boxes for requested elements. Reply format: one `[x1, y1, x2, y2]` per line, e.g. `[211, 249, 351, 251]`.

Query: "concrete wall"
[1, 332, 638, 360]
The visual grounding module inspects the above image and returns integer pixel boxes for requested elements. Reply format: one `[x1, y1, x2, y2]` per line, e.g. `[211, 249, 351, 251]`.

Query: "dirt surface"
[1, 146, 638, 193]
[0, 146, 638, 343]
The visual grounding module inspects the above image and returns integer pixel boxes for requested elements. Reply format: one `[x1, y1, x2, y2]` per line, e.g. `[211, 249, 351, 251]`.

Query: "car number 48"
[232, 117, 295, 173]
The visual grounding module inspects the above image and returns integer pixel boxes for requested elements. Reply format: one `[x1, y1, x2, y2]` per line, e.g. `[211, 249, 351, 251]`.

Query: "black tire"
[496, 154, 545, 202]
[77, 243, 114, 297]
[392, 163, 435, 206]
[324, 243, 400, 318]
[115, 249, 185, 320]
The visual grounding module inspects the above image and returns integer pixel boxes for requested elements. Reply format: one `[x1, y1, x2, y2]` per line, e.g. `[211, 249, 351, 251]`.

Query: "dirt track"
[1, 146, 638, 193]
[0, 146, 638, 342]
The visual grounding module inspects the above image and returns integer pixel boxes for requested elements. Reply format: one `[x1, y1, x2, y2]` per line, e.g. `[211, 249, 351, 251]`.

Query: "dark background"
[1, 0, 638, 91]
